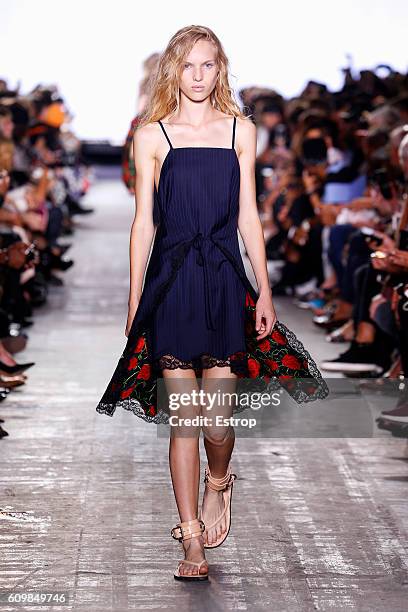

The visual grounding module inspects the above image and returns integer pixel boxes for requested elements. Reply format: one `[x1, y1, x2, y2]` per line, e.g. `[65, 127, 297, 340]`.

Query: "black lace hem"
[153, 351, 239, 371]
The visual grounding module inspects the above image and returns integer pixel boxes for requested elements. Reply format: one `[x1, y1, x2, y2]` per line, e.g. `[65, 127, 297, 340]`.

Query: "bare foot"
[178, 534, 208, 577]
[200, 486, 227, 546]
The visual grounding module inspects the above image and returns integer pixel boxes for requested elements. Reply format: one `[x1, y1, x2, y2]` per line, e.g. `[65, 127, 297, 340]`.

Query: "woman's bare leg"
[200, 366, 237, 546]
[163, 365, 208, 577]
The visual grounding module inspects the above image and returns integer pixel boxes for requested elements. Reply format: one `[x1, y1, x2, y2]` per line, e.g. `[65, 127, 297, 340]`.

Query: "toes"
[184, 563, 192, 576]
[216, 524, 222, 541]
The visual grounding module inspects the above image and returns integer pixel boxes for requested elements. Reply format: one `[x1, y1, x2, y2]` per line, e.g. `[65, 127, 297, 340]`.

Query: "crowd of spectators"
[0, 79, 93, 439]
[244, 66, 408, 437]
[123, 61, 408, 437]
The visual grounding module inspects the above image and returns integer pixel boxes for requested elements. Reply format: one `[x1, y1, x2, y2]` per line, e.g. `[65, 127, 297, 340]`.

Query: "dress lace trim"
[154, 352, 235, 371]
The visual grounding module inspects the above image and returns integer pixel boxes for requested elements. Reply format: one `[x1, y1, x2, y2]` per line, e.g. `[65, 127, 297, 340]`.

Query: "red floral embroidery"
[266, 359, 279, 371]
[282, 354, 301, 369]
[258, 338, 270, 352]
[245, 292, 255, 307]
[128, 356, 138, 370]
[137, 364, 151, 379]
[248, 357, 260, 377]
[271, 330, 287, 345]
[135, 337, 145, 353]
[121, 385, 136, 399]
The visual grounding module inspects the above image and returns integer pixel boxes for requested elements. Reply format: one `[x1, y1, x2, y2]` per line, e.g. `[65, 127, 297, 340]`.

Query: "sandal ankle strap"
[204, 464, 237, 491]
[171, 518, 205, 542]
[204, 464, 231, 482]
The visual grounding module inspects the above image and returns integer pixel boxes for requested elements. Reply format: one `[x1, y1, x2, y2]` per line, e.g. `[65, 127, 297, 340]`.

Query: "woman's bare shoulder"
[133, 121, 161, 154]
[236, 115, 256, 133]
[235, 116, 256, 153]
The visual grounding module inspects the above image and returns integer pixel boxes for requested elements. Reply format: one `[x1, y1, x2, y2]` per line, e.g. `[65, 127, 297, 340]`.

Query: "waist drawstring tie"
[191, 232, 216, 331]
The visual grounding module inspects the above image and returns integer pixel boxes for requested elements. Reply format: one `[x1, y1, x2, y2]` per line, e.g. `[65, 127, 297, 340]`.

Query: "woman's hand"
[125, 300, 139, 337]
[255, 290, 277, 340]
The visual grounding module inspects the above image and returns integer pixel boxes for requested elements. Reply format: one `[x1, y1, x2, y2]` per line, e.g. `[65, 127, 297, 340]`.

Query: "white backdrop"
[0, 0, 406, 143]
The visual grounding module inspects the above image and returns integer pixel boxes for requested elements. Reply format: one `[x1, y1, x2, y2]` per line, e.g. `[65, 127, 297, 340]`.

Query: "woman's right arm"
[125, 123, 157, 337]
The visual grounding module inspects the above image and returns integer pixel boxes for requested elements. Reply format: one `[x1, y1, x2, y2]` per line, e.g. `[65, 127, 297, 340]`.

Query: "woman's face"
[179, 39, 219, 102]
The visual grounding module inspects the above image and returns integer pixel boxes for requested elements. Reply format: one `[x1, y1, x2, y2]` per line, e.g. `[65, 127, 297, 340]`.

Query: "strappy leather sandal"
[171, 518, 209, 581]
[198, 463, 237, 549]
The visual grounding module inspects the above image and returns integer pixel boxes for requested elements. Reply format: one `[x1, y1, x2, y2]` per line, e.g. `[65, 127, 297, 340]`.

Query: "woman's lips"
[192, 86, 204, 90]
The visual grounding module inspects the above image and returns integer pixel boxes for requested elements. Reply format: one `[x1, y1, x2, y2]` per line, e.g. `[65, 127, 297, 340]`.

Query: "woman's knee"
[202, 424, 234, 446]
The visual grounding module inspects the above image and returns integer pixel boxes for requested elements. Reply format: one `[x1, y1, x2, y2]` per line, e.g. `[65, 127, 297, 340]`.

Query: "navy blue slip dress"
[151, 117, 247, 370]
[96, 116, 329, 423]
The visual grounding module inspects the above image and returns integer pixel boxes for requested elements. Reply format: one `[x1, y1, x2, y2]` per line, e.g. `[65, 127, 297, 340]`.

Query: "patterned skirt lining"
[96, 290, 330, 423]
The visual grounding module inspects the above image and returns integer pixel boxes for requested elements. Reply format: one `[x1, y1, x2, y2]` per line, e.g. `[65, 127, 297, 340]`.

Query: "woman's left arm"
[236, 117, 277, 339]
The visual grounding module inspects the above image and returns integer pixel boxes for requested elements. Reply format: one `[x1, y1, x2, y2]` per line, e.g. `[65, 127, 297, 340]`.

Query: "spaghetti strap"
[157, 120, 173, 149]
[232, 116, 236, 149]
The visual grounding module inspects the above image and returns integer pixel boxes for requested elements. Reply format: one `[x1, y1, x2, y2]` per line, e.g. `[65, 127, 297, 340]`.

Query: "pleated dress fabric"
[151, 121, 247, 368]
[96, 116, 329, 423]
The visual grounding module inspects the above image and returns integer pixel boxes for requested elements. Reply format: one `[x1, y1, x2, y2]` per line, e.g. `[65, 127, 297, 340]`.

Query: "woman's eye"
[206, 63, 214, 68]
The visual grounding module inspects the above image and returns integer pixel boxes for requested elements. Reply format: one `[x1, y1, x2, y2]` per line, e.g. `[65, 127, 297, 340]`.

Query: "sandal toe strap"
[203, 486, 232, 531]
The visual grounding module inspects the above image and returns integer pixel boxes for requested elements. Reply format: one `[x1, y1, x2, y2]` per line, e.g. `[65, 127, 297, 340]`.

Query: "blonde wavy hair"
[137, 25, 248, 127]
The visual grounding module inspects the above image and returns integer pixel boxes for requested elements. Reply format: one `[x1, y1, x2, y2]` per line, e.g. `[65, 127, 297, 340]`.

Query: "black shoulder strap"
[232, 116, 236, 149]
[158, 120, 173, 149]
